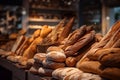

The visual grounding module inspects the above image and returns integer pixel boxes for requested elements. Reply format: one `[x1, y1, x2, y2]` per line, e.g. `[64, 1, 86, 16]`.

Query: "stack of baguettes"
[76, 20, 120, 80]
[0, 17, 75, 68]
[1, 25, 52, 67]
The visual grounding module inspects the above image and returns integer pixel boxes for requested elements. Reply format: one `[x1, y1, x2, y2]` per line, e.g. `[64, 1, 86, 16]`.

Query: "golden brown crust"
[65, 57, 77, 67]
[101, 68, 120, 80]
[76, 61, 103, 74]
[59, 17, 75, 41]
[65, 30, 95, 57]
[46, 51, 66, 63]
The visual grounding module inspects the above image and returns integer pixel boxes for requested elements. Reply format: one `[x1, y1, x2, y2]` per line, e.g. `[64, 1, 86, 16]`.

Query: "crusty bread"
[52, 67, 82, 80]
[65, 57, 77, 67]
[40, 25, 52, 38]
[33, 53, 46, 64]
[101, 68, 120, 80]
[46, 51, 66, 63]
[32, 29, 41, 38]
[42, 59, 65, 69]
[16, 37, 29, 55]
[65, 30, 95, 57]
[76, 61, 103, 74]
[11, 35, 25, 53]
[63, 25, 86, 47]
[23, 37, 43, 59]
[98, 48, 120, 67]
[59, 17, 75, 41]
[79, 21, 120, 63]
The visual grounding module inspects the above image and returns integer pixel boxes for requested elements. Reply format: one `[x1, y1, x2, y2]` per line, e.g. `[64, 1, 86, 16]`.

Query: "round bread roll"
[47, 46, 64, 53]
[42, 59, 65, 69]
[33, 53, 47, 63]
[65, 57, 77, 67]
[46, 51, 66, 63]
[38, 67, 53, 77]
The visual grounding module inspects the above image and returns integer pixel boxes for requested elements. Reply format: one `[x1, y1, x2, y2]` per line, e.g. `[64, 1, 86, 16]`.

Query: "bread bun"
[46, 51, 66, 63]
[42, 59, 65, 69]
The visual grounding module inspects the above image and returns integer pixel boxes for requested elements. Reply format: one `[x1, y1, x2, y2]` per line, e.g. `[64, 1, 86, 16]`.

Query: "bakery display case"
[0, 0, 120, 80]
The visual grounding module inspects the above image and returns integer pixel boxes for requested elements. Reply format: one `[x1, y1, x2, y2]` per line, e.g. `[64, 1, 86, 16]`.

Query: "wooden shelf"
[29, 7, 76, 13]
[29, 18, 61, 23]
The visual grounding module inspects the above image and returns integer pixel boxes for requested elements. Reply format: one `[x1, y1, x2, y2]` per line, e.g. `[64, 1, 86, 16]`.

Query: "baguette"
[23, 37, 43, 59]
[59, 17, 75, 41]
[64, 25, 86, 47]
[101, 68, 120, 80]
[40, 25, 52, 38]
[79, 21, 120, 63]
[65, 30, 95, 57]
[76, 61, 103, 74]
[11, 35, 25, 53]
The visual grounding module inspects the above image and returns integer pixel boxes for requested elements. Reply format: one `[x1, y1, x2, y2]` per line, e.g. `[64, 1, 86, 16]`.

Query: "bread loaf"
[64, 25, 86, 47]
[59, 17, 75, 41]
[40, 25, 52, 38]
[104, 27, 120, 48]
[11, 35, 25, 53]
[42, 59, 65, 69]
[98, 48, 120, 67]
[79, 21, 120, 63]
[76, 61, 103, 74]
[52, 67, 82, 80]
[23, 37, 43, 59]
[33, 53, 46, 64]
[16, 37, 29, 55]
[112, 38, 120, 48]
[46, 51, 66, 63]
[101, 68, 120, 80]
[32, 29, 41, 38]
[65, 30, 95, 56]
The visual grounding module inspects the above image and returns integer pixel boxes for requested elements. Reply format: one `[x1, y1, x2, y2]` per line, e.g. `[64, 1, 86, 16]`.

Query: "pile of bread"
[76, 20, 120, 80]
[0, 17, 120, 80]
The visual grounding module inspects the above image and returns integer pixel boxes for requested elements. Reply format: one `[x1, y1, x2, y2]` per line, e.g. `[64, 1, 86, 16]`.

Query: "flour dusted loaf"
[52, 67, 83, 80]
[46, 51, 66, 63]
